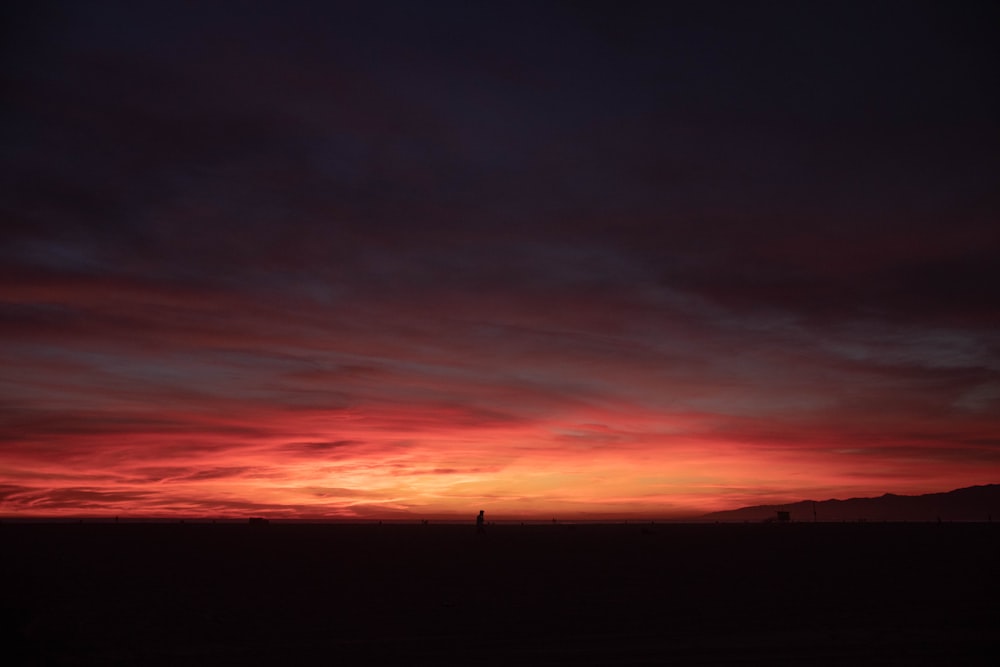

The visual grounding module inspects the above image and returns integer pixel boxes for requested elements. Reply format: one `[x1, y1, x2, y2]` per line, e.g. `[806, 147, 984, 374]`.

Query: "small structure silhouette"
[476, 510, 486, 535]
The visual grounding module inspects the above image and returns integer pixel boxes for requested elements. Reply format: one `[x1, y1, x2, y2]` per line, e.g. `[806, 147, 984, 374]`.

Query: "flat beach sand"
[3, 522, 997, 665]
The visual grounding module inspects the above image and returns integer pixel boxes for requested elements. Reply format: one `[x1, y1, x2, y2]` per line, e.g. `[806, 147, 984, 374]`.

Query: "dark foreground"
[3, 522, 997, 666]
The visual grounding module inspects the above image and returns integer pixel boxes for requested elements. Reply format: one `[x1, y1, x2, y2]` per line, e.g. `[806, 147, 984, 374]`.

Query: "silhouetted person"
[476, 510, 486, 535]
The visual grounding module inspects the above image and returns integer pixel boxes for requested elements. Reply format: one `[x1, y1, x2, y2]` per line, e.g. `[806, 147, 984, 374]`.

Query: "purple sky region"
[2, 1, 999, 518]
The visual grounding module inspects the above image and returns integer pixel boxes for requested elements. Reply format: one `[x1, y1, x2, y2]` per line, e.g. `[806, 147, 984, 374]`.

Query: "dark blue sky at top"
[6, 2, 997, 302]
[1, 1, 999, 515]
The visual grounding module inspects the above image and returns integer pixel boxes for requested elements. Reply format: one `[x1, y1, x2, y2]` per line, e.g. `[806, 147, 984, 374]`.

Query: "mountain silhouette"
[701, 484, 1000, 522]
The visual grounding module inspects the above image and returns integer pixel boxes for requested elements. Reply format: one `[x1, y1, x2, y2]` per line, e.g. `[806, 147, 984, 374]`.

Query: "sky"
[2, 0, 999, 520]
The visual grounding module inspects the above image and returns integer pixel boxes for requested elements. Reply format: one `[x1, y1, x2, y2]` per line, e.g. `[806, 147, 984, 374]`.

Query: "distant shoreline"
[3, 516, 997, 525]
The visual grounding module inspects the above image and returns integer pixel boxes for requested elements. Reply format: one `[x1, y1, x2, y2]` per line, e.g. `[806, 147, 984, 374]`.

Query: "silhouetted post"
[476, 510, 486, 535]
[813, 502, 817, 522]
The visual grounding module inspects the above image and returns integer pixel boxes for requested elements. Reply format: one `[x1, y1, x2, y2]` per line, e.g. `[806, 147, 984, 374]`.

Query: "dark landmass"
[701, 484, 1000, 523]
[2, 522, 997, 665]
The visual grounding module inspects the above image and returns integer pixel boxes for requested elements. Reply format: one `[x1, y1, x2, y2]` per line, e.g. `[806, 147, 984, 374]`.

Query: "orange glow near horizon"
[4, 390, 995, 519]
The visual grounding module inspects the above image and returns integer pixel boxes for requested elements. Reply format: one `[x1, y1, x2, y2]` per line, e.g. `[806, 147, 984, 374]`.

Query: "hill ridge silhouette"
[701, 483, 1000, 522]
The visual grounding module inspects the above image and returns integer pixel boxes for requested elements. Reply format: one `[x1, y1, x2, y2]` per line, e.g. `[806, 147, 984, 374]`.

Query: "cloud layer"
[2, 1, 999, 518]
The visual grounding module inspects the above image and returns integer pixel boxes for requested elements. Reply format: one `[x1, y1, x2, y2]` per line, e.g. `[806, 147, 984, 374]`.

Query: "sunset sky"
[2, 1, 998, 519]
